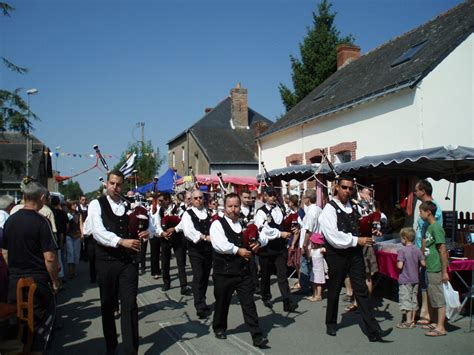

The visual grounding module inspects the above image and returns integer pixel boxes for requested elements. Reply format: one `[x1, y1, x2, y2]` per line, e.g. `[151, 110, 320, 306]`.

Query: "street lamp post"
[25, 88, 39, 176]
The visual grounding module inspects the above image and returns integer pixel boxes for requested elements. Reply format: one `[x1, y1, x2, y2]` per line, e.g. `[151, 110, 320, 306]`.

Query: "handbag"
[443, 281, 462, 319]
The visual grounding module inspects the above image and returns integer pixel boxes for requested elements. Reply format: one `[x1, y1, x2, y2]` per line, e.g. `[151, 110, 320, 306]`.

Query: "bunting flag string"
[43, 151, 157, 159]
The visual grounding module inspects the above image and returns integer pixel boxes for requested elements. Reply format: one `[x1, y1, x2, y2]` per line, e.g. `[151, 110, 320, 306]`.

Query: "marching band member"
[89, 170, 154, 354]
[210, 193, 269, 348]
[254, 186, 298, 312]
[239, 189, 259, 293]
[320, 175, 391, 342]
[181, 189, 213, 319]
[153, 192, 191, 295]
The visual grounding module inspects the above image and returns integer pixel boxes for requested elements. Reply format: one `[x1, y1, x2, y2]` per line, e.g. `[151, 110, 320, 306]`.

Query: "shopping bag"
[443, 281, 462, 319]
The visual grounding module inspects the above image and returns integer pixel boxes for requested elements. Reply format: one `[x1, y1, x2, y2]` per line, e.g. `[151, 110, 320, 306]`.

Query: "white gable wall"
[260, 34, 474, 212]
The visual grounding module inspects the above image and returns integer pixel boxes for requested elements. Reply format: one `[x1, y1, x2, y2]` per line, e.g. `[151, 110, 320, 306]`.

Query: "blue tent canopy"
[135, 168, 181, 194]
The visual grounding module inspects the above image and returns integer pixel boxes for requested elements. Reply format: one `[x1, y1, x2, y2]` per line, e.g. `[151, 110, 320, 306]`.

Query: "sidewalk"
[47, 255, 472, 354]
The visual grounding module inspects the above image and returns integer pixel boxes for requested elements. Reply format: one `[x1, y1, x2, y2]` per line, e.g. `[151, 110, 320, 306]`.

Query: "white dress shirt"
[319, 198, 358, 249]
[254, 204, 283, 247]
[152, 204, 177, 236]
[210, 216, 241, 255]
[181, 206, 209, 244]
[89, 196, 155, 248]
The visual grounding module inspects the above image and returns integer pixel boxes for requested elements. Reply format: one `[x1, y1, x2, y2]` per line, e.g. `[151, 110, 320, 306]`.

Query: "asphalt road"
[47, 253, 473, 355]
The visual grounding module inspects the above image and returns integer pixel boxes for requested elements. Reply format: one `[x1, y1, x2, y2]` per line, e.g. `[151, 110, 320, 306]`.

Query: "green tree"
[0, 2, 38, 133]
[59, 180, 84, 201]
[114, 140, 163, 190]
[279, 0, 354, 112]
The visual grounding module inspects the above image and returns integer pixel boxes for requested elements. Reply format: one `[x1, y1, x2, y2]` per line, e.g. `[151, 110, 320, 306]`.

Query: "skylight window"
[313, 81, 339, 102]
[391, 40, 428, 67]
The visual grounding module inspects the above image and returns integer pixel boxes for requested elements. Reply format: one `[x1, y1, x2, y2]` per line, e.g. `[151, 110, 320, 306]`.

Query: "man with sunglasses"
[181, 189, 213, 318]
[254, 186, 298, 312]
[320, 175, 392, 342]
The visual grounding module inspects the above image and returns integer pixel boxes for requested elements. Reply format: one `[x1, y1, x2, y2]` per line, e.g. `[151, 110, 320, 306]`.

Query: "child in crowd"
[419, 201, 449, 337]
[396, 227, 425, 329]
[306, 232, 327, 302]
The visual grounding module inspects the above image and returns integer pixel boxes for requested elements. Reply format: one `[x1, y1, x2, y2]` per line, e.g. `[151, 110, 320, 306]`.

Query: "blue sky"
[1, 0, 464, 192]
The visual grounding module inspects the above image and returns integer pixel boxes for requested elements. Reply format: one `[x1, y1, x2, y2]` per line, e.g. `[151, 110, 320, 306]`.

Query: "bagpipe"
[94, 144, 150, 241]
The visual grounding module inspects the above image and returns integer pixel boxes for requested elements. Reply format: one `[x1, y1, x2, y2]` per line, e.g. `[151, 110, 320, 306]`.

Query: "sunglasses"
[340, 185, 354, 191]
[193, 196, 203, 200]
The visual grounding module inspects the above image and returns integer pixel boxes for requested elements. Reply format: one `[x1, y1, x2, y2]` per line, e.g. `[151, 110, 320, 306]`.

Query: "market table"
[375, 250, 474, 332]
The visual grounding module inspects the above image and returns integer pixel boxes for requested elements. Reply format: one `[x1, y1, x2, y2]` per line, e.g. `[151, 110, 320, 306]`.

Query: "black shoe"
[203, 305, 212, 312]
[180, 286, 192, 296]
[252, 336, 269, 348]
[263, 300, 273, 309]
[283, 300, 298, 312]
[214, 330, 227, 339]
[368, 328, 393, 342]
[326, 325, 337, 336]
[197, 310, 208, 319]
[162, 285, 170, 292]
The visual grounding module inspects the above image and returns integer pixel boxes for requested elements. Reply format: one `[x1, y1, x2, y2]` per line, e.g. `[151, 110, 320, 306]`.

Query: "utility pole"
[136, 122, 145, 151]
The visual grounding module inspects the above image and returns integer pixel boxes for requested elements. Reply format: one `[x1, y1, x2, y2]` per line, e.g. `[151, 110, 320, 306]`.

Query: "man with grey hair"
[299, 189, 322, 294]
[2, 181, 59, 353]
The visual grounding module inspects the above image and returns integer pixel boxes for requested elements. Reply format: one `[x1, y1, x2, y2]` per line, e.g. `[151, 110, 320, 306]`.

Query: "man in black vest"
[154, 192, 191, 294]
[239, 189, 259, 293]
[181, 189, 213, 319]
[78, 195, 97, 283]
[320, 175, 392, 342]
[254, 186, 297, 312]
[210, 193, 268, 348]
[88, 170, 152, 355]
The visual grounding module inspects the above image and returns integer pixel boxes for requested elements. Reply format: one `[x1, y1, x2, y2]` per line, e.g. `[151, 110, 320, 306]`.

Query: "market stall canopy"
[257, 164, 331, 181]
[176, 174, 258, 186]
[135, 168, 181, 194]
[333, 145, 474, 183]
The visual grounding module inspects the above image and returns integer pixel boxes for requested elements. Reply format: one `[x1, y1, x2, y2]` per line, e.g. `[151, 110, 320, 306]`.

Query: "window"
[335, 151, 351, 163]
[313, 81, 339, 102]
[391, 40, 428, 68]
[172, 152, 176, 167]
[181, 146, 185, 162]
[309, 156, 322, 164]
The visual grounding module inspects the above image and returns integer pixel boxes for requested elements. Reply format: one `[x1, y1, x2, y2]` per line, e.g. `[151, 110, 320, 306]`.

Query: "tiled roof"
[260, 1, 474, 138]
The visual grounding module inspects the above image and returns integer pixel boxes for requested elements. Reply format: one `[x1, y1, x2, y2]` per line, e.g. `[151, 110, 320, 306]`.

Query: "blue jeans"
[299, 253, 311, 290]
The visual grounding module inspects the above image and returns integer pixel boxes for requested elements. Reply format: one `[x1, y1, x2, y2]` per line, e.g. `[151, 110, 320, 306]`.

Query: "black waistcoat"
[95, 196, 135, 261]
[325, 200, 361, 255]
[258, 205, 286, 256]
[186, 208, 212, 254]
[239, 205, 254, 228]
[213, 217, 248, 276]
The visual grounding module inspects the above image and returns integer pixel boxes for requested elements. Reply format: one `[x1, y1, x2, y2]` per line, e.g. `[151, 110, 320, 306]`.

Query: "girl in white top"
[307, 232, 328, 302]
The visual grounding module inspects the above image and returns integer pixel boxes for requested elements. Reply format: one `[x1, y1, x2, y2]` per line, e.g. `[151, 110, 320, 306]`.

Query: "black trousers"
[87, 237, 97, 283]
[149, 238, 161, 276]
[139, 240, 148, 270]
[212, 273, 262, 337]
[259, 251, 291, 302]
[249, 255, 259, 291]
[161, 233, 188, 289]
[96, 257, 139, 354]
[188, 247, 212, 311]
[324, 247, 381, 336]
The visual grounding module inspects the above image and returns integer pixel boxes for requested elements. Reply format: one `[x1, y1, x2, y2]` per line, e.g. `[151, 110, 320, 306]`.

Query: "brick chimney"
[230, 82, 248, 128]
[336, 44, 360, 70]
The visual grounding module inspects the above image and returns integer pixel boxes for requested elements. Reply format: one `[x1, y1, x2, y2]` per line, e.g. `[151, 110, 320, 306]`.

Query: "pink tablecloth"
[375, 250, 474, 281]
[375, 250, 400, 280]
[448, 259, 474, 272]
